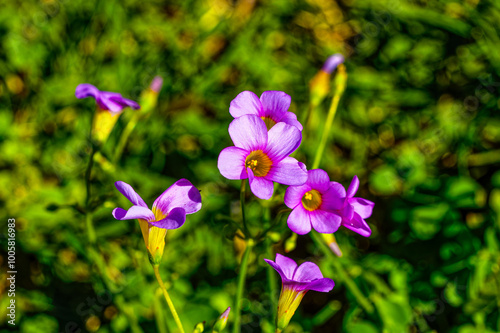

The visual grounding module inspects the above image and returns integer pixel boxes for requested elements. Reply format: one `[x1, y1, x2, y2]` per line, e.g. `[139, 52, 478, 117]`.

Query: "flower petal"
[279, 111, 303, 131]
[265, 123, 302, 161]
[275, 253, 298, 280]
[306, 169, 330, 192]
[351, 198, 374, 219]
[115, 181, 148, 207]
[342, 203, 355, 221]
[248, 168, 274, 200]
[228, 115, 267, 151]
[260, 91, 291, 119]
[229, 91, 262, 118]
[284, 184, 310, 209]
[346, 175, 359, 198]
[149, 207, 186, 229]
[97, 92, 126, 112]
[310, 210, 341, 233]
[75, 83, 100, 99]
[112, 205, 155, 221]
[322, 54, 344, 74]
[304, 278, 335, 293]
[293, 261, 323, 282]
[320, 184, 344, 211]
[112, 95, 140, 110]
[218, 147, 248, 180]
[264, 259, 289, 282]
[287, 205, 312, 235]
[152, 179, 202, 216]
[343, 212, 372, 237]
[267, 157, 307, 186]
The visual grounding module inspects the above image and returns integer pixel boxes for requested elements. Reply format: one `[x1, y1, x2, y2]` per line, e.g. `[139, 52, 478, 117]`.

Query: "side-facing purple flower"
[217, 115, 307, 200]
[112, 179, 202, 265]
[335, 176, 374, 237]
[284, 169, 344, 235]
[265, 254, 334, 332]
[229, 91, 302, 131]
[322, 54, 345, 74]
[76, 84, 140, 114]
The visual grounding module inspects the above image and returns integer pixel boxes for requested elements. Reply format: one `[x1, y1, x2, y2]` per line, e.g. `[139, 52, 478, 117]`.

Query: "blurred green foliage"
[1, 0, 500, 332]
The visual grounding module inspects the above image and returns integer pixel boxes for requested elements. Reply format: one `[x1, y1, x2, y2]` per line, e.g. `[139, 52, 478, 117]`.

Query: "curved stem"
[153, 265, 185, 333]
[310, 231, 374, 314]
[232, 240, 254, 333]
[114, 113, 140, 164]
[263, 206, 278, 323]
[312, 64, 347, 170]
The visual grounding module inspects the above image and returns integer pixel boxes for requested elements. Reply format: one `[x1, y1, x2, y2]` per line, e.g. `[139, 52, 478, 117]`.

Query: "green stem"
[153, 265, 185, 333]
[310, 232, 374, 314]
[85, 145, 97, 244]
[154, 288, 169, 333]
[312, 65, 347, 170]
[232, 240, 254, 333]
[240, 180, 250, 236]
[114, 113, 140, 164]
[263, 206, 278, 323]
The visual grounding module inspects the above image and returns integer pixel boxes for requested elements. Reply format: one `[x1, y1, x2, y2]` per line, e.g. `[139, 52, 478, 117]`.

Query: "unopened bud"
[193, 321, 205, 333]
[213, 307, 230, 332]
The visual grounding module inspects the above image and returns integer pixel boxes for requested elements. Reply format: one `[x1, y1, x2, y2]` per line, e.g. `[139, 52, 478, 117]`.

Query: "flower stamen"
[245, 150, 272, 177]
[301, 190, 322, 211]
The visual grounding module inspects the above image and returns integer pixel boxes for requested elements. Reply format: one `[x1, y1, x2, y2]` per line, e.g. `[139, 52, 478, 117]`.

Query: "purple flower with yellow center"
[265, 254, 334, 332]
[336, 176, 374, 237]
[229, 91, 302, 131]
[218, 114, 307, 200]
[112, 179, 202, 265]
[75, 83, 140, 143]
[284, 169, 344, 235]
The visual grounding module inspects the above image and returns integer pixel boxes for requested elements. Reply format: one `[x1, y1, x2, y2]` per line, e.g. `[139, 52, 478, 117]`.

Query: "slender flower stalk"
[232, 239, 254, 333]
[154, 265, 185, 333]
[312, 63, 347, 170]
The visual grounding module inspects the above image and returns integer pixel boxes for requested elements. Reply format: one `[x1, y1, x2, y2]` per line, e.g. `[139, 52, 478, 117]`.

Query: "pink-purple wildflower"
[217, 114, 307, 200]
[75, 83, 140, 113]
[229, 91, 302, 131]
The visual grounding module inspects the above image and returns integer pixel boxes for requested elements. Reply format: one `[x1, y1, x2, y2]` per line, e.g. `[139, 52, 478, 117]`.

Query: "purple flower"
[322, 54, 345, 74]
[284, 169, 344, 235]
[112, 179, 202, 264]
[265, 254, 334, 331]
[217, 115, 307, 200]
[336, 176, 374, 237]
[75, 84, 140, 114]
[229, 91, 302, 131]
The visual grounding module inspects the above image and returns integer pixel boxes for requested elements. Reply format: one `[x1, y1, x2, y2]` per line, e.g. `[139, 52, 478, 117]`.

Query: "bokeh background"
[1, 0, 500, 332]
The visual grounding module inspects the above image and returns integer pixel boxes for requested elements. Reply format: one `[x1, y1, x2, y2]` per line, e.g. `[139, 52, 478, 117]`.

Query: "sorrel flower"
[229, 91, 302, 131]
[322, 54, 345, 73]
[284, 169, 344, 235]
[75, 83, 140, 143]
[112, 179, 202, 265]
[336, 175, 374, 237]
[217, 114, 307, 200]
[213, 307, 230, 333]
[265, 254, 334, 332]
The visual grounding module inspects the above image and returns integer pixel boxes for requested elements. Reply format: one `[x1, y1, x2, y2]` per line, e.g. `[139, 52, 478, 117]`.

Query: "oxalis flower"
[75, 83, 140, 143]
[335, 175, 374, 237]
[218, 114, 307, 200]
[112, 179, 202, 265]
[229, 91, 302, 131]
[284, 169, 344, 235]
[265, 254, 334, 332]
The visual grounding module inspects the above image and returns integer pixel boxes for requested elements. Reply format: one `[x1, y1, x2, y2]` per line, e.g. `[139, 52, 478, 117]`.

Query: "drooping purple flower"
[112, 179, 202, 264]
[217, 115, 307, 200]
[229, 91, 302, 131]
[322, 54, 345, 74]
[284, 169, 344, 235]
[265, 254, 334, 331]
[76, 83, 140, 114]
[335, 176, 374, 237]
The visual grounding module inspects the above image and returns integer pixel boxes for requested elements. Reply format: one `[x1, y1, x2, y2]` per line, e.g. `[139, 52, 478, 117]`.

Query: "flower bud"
[212, 307, 230, 332]
[309, 54, 345, 107]
[193, 321, 205, 333]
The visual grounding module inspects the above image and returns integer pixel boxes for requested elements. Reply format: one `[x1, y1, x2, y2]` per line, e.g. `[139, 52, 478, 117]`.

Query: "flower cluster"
[218, 90, 374, 237]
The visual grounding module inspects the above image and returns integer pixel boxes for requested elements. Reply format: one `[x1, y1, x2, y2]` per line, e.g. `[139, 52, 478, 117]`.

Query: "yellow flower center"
[245, 150, 272, 177]
[301, 190, 322, 211]
[261, 116, 277, 130]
